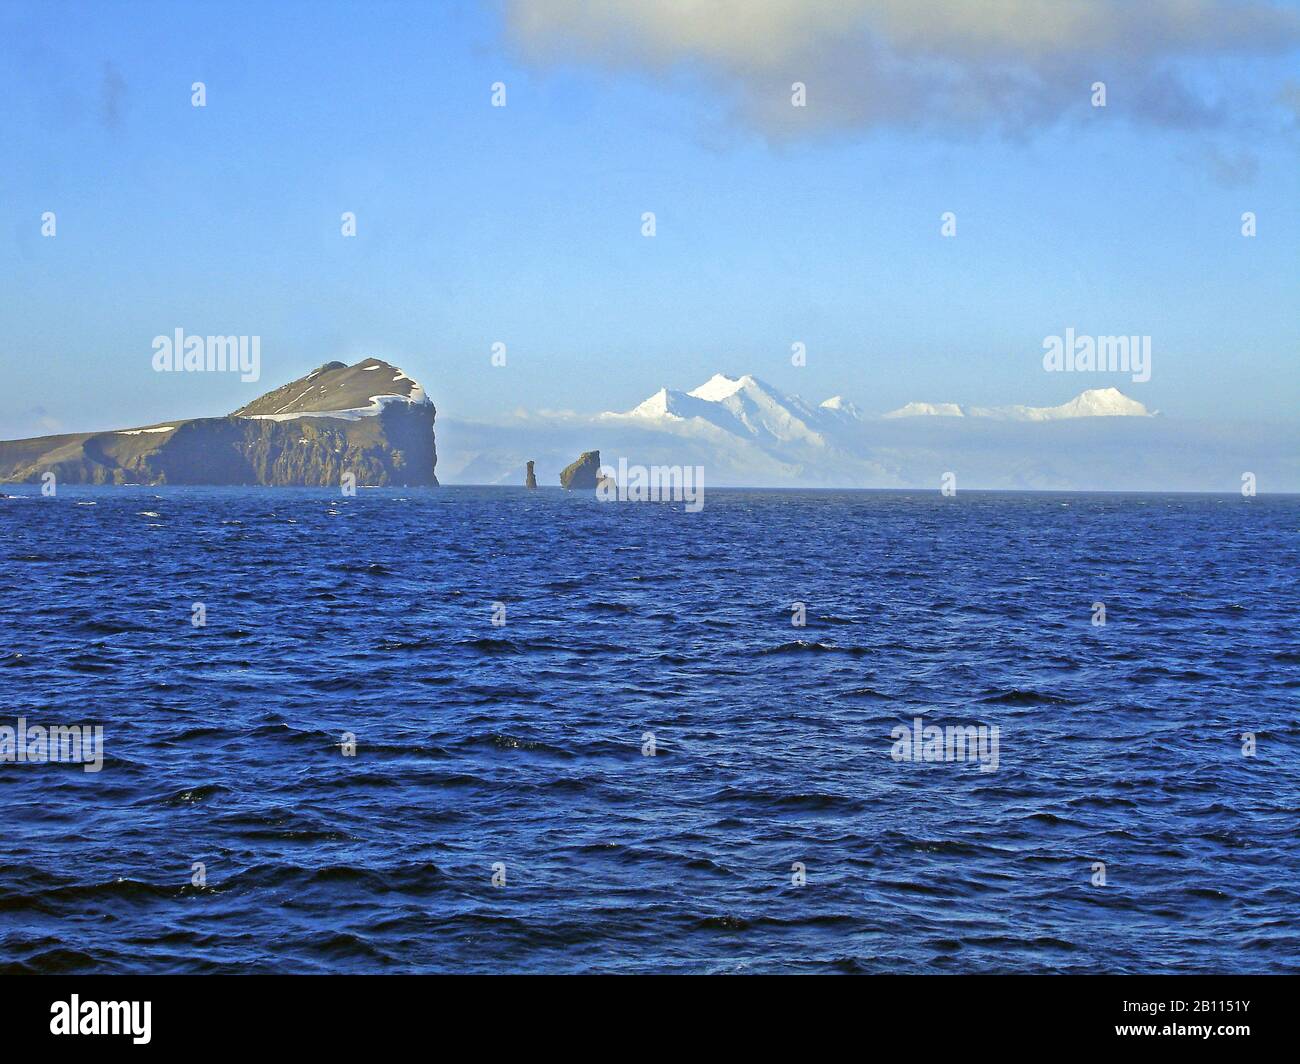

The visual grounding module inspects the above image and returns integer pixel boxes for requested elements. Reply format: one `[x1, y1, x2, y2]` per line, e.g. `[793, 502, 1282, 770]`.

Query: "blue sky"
[2, 0, 1297, 438]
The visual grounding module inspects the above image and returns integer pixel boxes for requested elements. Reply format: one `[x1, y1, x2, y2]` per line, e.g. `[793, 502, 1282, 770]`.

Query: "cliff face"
[0, 359, 438, 487]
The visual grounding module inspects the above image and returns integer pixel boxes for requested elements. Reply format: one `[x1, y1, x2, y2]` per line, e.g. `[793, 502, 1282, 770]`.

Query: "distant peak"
[820, 395, 863, 418]
[627, 387, 677, 418]
[1058, 388, 1151, 417]
[884, 401, 966, 419]
[688, 373, 745, 402]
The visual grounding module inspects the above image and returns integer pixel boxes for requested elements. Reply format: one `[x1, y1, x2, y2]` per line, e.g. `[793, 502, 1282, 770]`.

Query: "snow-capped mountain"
[884, 387, 1152, 421]
[884, 401, 966, 419]
[609, 375, 1151, 441]
[576, 372, 1131, 485]
[607, 373, 832, 449]
[432, 373, 1226, 490]
[819, 395, 865, 419]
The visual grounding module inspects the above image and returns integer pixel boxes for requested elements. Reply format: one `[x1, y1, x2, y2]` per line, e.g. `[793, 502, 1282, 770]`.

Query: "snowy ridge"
[614, 376, 1151, 437]
[435, 372, 1179, 489]
[609, 374, 830, 449]
[887, 387, 1153, 421]
[884, 401, 965, 419]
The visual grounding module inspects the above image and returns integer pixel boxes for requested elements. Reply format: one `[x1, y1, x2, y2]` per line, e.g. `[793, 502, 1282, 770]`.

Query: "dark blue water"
[1, 487, 1296, 973]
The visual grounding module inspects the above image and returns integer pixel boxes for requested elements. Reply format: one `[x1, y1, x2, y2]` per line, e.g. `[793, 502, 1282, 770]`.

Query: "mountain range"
[438, 373, 1196, 490]
[2, 361, 1293, 492]
[439, 371, 1294, 491]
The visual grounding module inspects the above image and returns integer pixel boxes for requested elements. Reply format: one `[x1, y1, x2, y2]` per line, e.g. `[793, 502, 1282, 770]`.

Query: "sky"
[1, 0, 1297, 439]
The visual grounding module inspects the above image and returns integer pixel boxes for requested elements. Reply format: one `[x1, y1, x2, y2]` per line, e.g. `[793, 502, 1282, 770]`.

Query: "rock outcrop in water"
[0, 358, 438, 487]
[526, 461, 537, 489]
[559, 450, 601, 490]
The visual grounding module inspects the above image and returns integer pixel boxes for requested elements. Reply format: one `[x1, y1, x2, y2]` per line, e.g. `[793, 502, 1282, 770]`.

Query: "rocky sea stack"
[559, 450, 601, 490]
[0, 358, 438, 487]
[525, 461, 537, 489]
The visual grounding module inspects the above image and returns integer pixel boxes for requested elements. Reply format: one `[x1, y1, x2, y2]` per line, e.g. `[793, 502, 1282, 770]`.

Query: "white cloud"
[504, 0, 1300, 137]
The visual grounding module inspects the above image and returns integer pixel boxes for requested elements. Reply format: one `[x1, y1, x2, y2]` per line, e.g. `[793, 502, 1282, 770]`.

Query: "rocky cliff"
[0, 358, 438, 487]
[559, 450, 601, 489]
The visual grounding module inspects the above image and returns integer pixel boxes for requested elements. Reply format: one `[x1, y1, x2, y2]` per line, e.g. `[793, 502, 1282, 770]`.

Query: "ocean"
[1, 487, 1296, 973]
